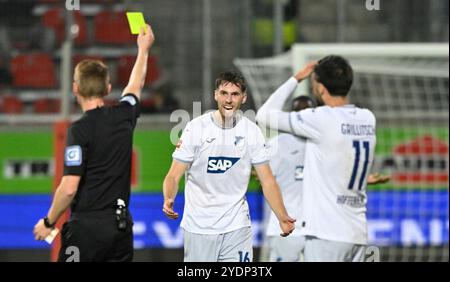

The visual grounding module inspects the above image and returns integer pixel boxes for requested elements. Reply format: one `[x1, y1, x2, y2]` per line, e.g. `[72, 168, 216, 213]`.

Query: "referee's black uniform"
[58, 93, 140, 262]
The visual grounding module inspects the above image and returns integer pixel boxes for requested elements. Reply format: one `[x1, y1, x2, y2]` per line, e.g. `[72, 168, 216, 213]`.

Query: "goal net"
[235, 44, 449, 262]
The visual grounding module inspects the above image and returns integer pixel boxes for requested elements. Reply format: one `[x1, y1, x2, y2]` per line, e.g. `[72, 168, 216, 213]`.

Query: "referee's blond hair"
[74, 60, 110, 98]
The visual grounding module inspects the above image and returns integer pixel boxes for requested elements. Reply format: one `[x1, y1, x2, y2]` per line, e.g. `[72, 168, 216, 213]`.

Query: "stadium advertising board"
[0, 191, 447, 249]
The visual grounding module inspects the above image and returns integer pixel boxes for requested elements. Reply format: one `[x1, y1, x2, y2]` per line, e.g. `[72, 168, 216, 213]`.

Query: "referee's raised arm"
[122, 24, 155, 100]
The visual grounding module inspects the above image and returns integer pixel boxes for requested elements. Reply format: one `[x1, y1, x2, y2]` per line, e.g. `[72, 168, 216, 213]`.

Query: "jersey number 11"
[349, 140, 370, 191]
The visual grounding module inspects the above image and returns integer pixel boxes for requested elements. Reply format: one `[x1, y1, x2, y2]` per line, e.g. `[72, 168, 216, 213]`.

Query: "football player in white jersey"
[162, 71, 296, 262]
[256, 56, 377, 262]
[265, 96, 315, 262]
[263, 95, 389, 262]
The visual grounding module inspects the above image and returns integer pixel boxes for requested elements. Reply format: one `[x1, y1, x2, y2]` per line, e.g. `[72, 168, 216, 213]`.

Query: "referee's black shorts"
[58, 210, 133, 262]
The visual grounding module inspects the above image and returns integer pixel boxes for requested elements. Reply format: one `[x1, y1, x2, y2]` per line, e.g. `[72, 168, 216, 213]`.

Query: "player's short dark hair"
[313, 55, 353, 97]
[215, 71, 247, 93]
[74, 60, 109, 99]
[291, 96, 315, 111]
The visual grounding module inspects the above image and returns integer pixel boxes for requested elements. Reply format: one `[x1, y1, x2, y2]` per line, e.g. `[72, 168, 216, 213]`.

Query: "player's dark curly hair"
[215, 71, 247, 93]
[314, 55, 353, 97]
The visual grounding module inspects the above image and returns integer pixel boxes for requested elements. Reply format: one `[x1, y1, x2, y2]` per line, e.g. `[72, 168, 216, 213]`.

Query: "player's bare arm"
[367, 173, 391, 185]
[122, 24, 155, 99]
[256, 63, 322, 139]
[255, 69, 306, 134]
[254, 163, 296, 237]
[162, 160, 189, 219]
[33, 175, 80, 240]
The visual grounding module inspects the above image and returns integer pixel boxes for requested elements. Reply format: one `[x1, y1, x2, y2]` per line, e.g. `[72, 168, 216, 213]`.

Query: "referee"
[33, 25, 155, 262]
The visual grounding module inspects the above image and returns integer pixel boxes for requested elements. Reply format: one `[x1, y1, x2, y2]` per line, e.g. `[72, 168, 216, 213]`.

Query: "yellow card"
[126, 12, 147, 35]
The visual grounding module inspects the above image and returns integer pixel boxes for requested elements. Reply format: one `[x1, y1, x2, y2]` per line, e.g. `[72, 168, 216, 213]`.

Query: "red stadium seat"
[0, 96, 23, 114]
[117, 55, 161, 87]
[33, 98, 61, 114]
[11, 53, 57, 88]
[42, 8, 87, 46]
[94, 11, 134, 44]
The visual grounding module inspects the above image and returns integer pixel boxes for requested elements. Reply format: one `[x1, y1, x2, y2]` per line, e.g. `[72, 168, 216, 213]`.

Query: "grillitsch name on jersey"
[207, 157, 240, 173]
[341, 124, 375, 136]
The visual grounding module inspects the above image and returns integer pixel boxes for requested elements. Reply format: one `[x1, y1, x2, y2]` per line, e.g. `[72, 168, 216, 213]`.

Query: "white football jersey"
[266, 134, 306, 237]
[173, 112, 269, 234]
[290, 105, 376, 245]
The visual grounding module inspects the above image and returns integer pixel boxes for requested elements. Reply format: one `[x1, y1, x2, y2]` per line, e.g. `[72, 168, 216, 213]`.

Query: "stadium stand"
[10, 53, 57, 89]
[95, 11, 135, 44]
[42, 8, 87, 46]
[0, 95, 23, 114]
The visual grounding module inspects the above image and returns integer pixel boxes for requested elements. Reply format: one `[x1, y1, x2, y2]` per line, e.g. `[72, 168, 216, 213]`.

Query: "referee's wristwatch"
[43, 216, 55, 229]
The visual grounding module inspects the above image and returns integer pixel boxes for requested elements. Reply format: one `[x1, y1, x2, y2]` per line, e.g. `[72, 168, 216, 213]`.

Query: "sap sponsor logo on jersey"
[207, 157, 240, 173]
